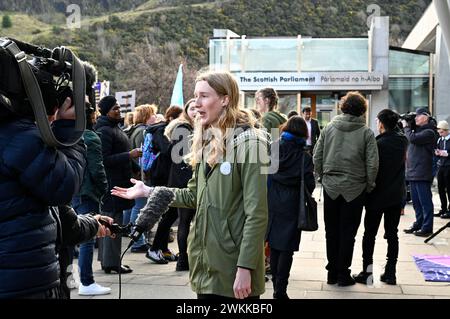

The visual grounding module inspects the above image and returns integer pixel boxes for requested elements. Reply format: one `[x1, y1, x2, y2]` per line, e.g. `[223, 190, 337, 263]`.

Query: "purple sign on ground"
[413, 255, 450, 282]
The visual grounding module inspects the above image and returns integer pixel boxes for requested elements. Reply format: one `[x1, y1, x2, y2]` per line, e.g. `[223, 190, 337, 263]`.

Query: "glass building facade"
[388, 48, 431, 115]
[210, 34, 432, 127]
[210, 37, 369, 72]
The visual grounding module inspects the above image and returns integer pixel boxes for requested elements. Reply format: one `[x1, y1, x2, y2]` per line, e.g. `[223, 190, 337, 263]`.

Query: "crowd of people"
[113, 83, 449, 299]
[2, 68, 449, 300]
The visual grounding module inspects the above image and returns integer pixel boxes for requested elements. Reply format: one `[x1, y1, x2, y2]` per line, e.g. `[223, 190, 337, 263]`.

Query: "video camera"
[0, 37, 94, 147]
[399, 112, 417, 123]
[399, 112, 417, 129]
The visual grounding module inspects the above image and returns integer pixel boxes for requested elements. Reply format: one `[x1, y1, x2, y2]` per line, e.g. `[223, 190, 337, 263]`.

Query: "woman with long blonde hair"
[112, 71, 269, 299]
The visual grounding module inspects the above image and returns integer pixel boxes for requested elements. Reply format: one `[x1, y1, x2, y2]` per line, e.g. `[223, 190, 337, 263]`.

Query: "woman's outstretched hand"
[111, 178, 153, 199]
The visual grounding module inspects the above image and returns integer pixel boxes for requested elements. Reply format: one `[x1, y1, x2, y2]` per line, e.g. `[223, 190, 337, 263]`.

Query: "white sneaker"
[78, 282, 111, 296]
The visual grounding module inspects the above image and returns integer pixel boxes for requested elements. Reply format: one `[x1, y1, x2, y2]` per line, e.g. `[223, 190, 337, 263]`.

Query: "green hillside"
[0, 0, 149, 15]
[0, 0, 432, 108]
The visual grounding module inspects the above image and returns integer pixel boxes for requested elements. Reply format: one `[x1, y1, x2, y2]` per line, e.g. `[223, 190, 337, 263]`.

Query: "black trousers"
[270, 248, 294, 295]
[151, 206, 178, 252]
[323, 190, 364, 278]
[177, 208, 195, 258]
[362, 205, 401, 271]
[437, 166, 450, 212]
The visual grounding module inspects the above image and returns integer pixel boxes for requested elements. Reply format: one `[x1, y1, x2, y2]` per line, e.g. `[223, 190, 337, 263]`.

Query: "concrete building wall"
[434, 27, 450, 123]
[369, 16, 390, 132]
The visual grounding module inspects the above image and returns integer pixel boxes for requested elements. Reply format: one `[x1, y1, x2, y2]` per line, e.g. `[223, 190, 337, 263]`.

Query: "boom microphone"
[127, 187, 175, 247]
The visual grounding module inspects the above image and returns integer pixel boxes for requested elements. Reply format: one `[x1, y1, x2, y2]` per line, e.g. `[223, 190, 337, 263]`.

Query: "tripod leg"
[424, 222, 450, 243]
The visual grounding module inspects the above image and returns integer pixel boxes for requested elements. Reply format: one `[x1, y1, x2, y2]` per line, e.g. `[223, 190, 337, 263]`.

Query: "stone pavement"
[72, 187, 450, 299]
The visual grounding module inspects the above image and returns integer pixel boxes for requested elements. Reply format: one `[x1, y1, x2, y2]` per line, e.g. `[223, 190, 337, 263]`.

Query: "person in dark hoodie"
[266, 116, 315, 299]
[94, 95, 141, 274]
[353, 109, 408, 286]
[402, 107, 438, 237]
[313, 91, 379, 287]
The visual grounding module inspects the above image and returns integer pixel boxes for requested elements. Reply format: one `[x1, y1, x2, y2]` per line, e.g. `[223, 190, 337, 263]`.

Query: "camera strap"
[0, 38, 85, 147]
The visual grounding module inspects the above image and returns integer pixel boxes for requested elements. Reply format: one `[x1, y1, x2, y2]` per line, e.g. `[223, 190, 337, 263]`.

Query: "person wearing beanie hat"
[98, 96, 118, 116]
[435, 120, 450, 218]
[94, 96, 142, 274]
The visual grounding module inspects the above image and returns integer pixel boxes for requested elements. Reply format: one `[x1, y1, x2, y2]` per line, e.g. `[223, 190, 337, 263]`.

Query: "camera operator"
[0, 96, 87, 298]
[402, 107, 438, 237]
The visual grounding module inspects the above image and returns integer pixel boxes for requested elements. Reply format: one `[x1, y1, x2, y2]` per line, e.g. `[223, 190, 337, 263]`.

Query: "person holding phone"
[435, 121, 450, 219]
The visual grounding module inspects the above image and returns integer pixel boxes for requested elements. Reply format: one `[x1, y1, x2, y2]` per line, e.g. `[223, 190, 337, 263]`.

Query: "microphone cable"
[118, 243, 132, 299]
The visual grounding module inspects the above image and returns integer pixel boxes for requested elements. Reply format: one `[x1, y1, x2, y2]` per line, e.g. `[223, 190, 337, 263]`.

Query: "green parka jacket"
[78, 129, 108, 203]
[313, 114, 379, 202]
[170, 129, 269, 298]
[262, 111, 287, 133]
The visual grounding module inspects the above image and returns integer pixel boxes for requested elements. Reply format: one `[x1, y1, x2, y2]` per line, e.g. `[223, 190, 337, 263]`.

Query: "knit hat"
[98, 95, 117, 115]
[437, 120, 449, 130]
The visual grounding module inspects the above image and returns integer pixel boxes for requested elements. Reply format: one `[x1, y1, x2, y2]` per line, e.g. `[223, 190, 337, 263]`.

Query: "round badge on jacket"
[220, 162, 232, 175]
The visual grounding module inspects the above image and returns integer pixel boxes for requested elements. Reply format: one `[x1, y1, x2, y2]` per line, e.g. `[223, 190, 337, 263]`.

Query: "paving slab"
[70, 189, 450, 299]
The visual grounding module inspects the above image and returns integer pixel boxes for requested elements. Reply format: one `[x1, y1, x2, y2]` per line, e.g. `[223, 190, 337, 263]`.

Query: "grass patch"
[0, 12, 53, 42]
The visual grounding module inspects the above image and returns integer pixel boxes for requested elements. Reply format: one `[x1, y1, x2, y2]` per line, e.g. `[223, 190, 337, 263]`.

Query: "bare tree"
[116, 38, 199, 113]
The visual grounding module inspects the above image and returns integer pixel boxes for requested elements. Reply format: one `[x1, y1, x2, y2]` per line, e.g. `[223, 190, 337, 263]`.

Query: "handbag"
[298, 150, 318, 231]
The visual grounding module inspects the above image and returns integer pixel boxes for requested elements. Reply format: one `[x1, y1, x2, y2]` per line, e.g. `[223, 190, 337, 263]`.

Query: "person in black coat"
[266, 116, 315, 299]
[94, 95, 141, 274]
[302, 106, 321, 153]
[144, 106, 183, 264]
[165, 99, 197, 271]
[0, 97, 86, 299]
[353, 109, 408, 286]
